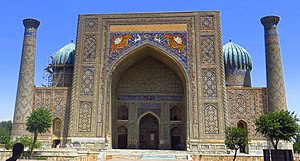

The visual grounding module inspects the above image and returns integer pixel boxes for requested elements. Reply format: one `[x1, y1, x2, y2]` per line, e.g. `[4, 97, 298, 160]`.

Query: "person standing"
[6, 143, 24, 161]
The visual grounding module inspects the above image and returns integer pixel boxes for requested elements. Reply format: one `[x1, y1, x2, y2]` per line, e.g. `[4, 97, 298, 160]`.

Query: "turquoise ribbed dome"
[52, 43, 75, 65]
[223, 41, 252, 71]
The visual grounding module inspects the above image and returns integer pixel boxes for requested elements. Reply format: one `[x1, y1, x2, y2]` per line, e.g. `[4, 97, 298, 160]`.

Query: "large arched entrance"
[110, 45, 187, 150]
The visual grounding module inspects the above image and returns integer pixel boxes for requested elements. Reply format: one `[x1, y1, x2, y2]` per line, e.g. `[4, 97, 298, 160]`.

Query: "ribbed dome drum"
[223, 41, 252, 87]
[50, 42, 76, 87]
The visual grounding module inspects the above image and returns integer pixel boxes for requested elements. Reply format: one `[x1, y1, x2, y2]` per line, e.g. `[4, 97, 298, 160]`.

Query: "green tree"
[0, 120, 12, 131]
[225, 126, 248, 161]
[255, 110, 300, 150]
[0, 127, 10, 144]
[26, 108, 52, 157]
[0, 120, 12, 145]
[293, 134, 300, 153]
[7, 136, 41, 149]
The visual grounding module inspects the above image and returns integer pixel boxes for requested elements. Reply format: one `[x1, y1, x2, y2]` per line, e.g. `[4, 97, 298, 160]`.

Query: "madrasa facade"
[11, 11, 288, 154]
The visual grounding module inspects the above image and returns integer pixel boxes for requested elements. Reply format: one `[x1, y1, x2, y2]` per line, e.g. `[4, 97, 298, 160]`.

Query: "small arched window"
[53, 118, 62, 137]
[170, 106, 181, 121]
[237, 120, 247, 130]
[117, 106, 128, 120]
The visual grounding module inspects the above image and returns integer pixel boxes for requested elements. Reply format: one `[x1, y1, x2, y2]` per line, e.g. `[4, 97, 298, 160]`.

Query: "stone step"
[98, 149, 191, 161]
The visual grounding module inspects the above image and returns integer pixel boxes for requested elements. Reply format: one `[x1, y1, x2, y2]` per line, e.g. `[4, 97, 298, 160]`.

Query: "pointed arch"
[117, 125, 128, 149]
[237, 120, 248, 153]
[171, 126, 182, 150]
[117, 105, 128, 120]
[237, 120, 247, 130]
[170, 105, 181, 121]
[53, 117, 62, 137]
[109, 42, 188, 149]
[139, 113, 159, 149]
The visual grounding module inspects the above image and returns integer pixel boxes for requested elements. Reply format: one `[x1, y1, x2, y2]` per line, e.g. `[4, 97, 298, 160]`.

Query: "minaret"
[261, 16, 287, 112]
[11, 18, 40, 138]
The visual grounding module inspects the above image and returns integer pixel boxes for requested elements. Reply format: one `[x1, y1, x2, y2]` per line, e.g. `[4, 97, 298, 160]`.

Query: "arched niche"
[108, 43, 188, 150]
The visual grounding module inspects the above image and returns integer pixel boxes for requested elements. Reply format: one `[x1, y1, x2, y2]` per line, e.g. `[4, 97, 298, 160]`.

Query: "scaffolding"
[43, 56, 73, 87]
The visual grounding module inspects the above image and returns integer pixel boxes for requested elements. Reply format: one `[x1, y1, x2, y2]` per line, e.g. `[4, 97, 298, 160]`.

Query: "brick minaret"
[261, 16, 287, 112]
[11, 18, 40, 138]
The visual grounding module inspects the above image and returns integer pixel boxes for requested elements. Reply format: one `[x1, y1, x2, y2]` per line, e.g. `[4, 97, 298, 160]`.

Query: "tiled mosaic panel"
[204, 104, 219, 134]
[200, 16, 214, 30]
[236, 94, 246, 115]
[78, 102, 92, 132]
[33, 89, 68, 117]
[117, 57, 183, 93]
[108, 32, 189, 69]
[54, 92, 66, 117]
[34, 92, 43, 108]
[14, 28, 37, 125]
[227, 88, 267, 140]
[203, 69, 217, 98]
[138, 103, 161, 117]
[265, 36, 287, 110]
[85, 18, 98, 32]
[81, 67, 95, 96]
[200, 36, 215, 64]
[44, 92, 52, 109]
[117, 95, 182, 101]
[83, 35, 96, 62]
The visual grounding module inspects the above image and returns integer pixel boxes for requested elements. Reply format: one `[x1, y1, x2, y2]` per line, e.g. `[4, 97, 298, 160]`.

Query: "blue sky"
[0, 1, 299, 121]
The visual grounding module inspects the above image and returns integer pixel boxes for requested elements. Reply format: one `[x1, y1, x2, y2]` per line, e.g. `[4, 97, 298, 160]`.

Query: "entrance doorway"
[171, 127, 182, 150]
[117, 126, 128, 149]
[52, 139, 61, 148]
[139, 114, 159, 149]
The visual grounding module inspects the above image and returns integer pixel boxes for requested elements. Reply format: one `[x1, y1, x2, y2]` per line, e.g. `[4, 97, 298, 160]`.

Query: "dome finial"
[229, 39, 232, 42]
[71, 39, 74, 43]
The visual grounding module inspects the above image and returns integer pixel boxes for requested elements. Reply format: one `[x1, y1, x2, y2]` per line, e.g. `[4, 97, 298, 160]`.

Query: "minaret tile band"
[261, 16, 287, 112]
[11, 18, 40, 138]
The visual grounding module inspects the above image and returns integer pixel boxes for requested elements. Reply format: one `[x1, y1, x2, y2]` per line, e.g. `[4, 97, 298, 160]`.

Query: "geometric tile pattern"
[83, 35, 96, 62]
[78, 102, 92, 132]
[117, 58, 183, 94]
[204, 104, 219, 134]
[81, 67, 95, 96]
[227, 88, 267, 140]
[34, 91, 43, 108]
[235, 94, 246, 115]
[54, 92, 66, 117]
[249, 94, 256, 115]
[203, 69, 217, 98]
[45, 92, 52, 109]
[85, 18, 98, 32]
[33, 89, 68, 118]
[266, 37, 287, 110]
[261, 16, 287, 111]
[14, 45, 36, 123]
[200, 36, 215, 64]
[12, 22, 39, 137]
[117, 95, 182, 101]
[200, 16, 214, 30]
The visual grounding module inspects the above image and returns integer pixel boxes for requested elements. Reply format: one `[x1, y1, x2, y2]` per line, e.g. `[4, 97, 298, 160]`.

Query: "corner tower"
[261, 16, 287, 111]
[11, 18, 40, 138]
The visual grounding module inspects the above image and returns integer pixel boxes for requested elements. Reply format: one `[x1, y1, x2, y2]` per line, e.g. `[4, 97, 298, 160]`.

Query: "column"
[261, 16, 287, 112]
[11, 18, 40, 138]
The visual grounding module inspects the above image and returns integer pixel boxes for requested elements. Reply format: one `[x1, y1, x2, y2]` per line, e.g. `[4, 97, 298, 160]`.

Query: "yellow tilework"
[110, 24, 187, 32]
